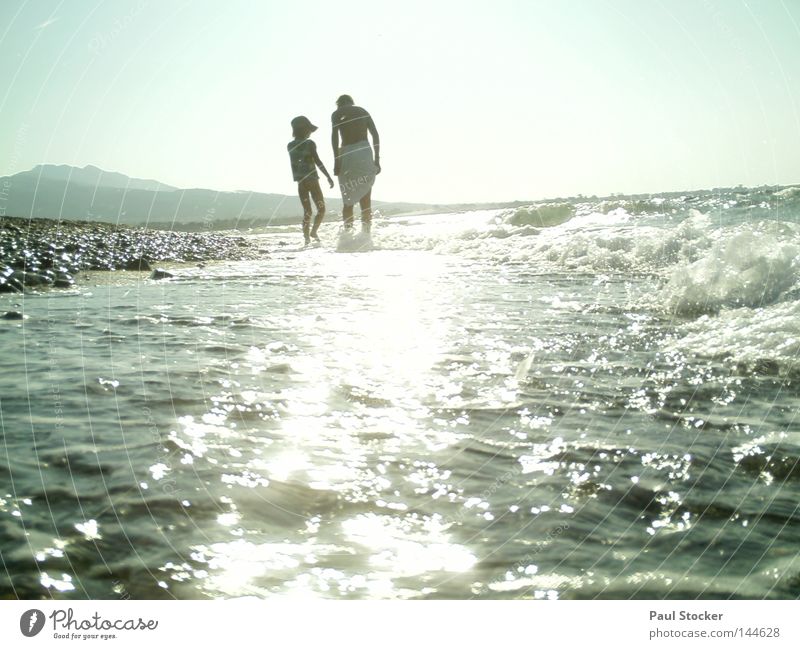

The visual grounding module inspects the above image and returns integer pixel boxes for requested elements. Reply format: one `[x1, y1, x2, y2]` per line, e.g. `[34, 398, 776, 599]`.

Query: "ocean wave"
[257, 190, 800, 328]
[505, 203, 575, 228]
[663, 221, 800, 316]
[375, 208, 800, 316]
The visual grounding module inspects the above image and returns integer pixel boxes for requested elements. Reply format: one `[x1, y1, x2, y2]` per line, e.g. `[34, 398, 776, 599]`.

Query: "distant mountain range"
[8, 164, 776, 232]
[0, 164, 445, 230]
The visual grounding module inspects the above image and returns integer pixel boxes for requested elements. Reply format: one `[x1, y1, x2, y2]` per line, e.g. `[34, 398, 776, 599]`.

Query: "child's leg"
[359, 190, 372, 233]
[308, 180, 325, 238]
[298, 181, 312, 242]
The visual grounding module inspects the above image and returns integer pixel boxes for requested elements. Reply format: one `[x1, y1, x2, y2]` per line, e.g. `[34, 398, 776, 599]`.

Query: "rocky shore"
[0, 216, 258, 292]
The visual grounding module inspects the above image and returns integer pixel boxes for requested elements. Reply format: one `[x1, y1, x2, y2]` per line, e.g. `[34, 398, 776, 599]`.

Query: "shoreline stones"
[0, 216, 257, 292]
[124, 256, 152, 271]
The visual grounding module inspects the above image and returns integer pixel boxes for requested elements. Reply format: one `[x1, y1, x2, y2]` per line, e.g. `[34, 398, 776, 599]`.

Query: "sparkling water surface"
[2, 202, 800, 599]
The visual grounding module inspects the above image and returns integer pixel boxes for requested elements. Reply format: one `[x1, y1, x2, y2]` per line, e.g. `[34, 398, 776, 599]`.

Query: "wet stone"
[124, 257, 152, 271]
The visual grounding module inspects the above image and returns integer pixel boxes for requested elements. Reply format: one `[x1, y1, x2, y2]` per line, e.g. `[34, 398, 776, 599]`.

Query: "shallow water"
[2, 196, 800, 599]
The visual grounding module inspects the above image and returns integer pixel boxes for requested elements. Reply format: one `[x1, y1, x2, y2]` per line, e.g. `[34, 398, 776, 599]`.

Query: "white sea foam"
[664, 225, 800, 316]
[375, 206, 705, 276]
[336, 230, 374, 253]
[375, 209, 800, 314]
[669, 299, 800, 366]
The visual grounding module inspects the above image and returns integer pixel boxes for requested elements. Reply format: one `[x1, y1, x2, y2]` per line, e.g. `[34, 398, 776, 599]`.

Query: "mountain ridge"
[0, 164, 439, 230]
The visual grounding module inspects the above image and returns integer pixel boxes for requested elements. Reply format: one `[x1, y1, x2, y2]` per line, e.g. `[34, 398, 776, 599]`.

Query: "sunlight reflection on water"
[5, 206, 800, 599]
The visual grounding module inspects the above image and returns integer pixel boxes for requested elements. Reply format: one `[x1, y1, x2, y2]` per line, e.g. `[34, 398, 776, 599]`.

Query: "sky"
[1, 0, 799, 203]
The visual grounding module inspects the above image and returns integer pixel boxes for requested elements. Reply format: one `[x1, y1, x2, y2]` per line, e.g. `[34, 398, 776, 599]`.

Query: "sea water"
[2, 187, 800, 599]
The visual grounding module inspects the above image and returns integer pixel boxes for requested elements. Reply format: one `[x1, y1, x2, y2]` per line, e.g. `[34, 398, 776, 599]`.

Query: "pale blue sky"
[1, 0, 799, 202]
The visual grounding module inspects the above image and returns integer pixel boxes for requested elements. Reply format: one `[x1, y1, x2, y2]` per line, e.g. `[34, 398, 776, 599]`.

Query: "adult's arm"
[331, 112, 341, 175]
[367, 114, 380, 173]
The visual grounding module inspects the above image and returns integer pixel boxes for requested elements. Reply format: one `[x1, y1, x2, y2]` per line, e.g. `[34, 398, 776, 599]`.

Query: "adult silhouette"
[330, 94, 381, 233]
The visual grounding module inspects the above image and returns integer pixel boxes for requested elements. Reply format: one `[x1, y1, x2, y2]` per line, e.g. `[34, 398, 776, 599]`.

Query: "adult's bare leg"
[359, 190, 372, 233]
[342, 203, 355, 230]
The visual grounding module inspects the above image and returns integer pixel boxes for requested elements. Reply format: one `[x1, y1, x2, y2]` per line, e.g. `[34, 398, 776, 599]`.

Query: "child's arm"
[312, 143, 334, 188]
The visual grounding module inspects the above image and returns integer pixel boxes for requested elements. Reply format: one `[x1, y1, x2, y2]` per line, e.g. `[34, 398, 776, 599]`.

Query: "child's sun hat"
[291, 116, 318, 134]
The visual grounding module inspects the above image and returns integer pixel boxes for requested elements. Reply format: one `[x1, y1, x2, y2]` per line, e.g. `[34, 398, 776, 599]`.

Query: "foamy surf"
[336, 229, 374, 252]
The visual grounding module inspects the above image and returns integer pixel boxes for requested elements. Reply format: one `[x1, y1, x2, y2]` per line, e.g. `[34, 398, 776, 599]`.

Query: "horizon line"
[3, 162, 799, 208]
